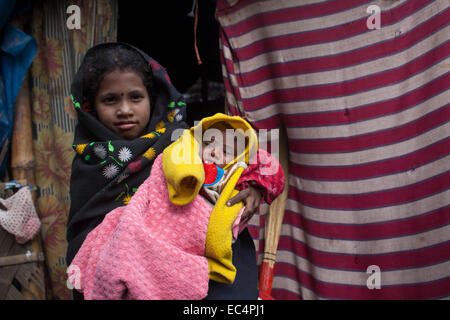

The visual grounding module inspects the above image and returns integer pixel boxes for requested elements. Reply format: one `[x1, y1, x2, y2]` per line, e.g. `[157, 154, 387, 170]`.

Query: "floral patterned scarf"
[66, 43, 188, 265]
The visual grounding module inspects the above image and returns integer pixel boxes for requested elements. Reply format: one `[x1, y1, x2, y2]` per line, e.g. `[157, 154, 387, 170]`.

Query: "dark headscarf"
[66, 43, 188, 265]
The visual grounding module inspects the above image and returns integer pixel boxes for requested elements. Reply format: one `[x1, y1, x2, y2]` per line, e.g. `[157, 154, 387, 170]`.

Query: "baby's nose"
[203, 145, 216, 162]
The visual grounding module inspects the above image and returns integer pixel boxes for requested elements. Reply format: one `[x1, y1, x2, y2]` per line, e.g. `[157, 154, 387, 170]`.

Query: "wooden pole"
[11, 75, 35, 183]
[11, 73, 47, 300]
[258, 122, 289, 299]
[0, 251, 45, 267]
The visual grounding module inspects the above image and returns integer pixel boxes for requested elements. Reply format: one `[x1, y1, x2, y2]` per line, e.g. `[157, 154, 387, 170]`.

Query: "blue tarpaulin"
[0, 0, 37, 178]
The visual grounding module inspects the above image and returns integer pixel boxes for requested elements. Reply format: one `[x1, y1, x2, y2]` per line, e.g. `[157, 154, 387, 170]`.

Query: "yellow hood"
[191, 113, 258, 170]
[162, 113, 258, 205]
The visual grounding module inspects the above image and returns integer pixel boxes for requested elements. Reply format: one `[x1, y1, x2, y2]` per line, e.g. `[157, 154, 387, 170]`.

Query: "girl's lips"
[116, 123, 137, 130]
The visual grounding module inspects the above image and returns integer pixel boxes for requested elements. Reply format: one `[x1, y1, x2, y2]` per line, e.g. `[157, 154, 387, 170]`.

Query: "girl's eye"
[131, 95, 143, 101]
[102, 96, 117, 104]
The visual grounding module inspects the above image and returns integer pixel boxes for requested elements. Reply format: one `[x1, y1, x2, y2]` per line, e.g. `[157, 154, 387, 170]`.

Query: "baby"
[179, 118, 258, 241]
[183, 120, 250, 205]
[202, 121, 244, 169]
[161, 113, 285, 285]
[201, 121, 246, 204]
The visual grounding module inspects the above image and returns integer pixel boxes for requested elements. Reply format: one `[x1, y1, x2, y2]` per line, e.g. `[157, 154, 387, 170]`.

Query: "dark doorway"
[117, 0, 225, 127]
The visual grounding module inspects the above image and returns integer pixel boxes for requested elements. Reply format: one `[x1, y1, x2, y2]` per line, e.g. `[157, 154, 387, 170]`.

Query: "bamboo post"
[11, 73, 47, 300]
[258, 122, 289, 299]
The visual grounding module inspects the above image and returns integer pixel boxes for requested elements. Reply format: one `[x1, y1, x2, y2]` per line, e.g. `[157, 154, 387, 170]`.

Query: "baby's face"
[202, 126, 238, 169]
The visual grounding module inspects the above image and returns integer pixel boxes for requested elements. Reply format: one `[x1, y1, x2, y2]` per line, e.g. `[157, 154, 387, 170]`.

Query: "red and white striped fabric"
[216, 0, 450, 299]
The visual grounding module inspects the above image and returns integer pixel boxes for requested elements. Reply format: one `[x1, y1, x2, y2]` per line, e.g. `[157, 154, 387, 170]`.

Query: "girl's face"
[95, 70, 151, 140]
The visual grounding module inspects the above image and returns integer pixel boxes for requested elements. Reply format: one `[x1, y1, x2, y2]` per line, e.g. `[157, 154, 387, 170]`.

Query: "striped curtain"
[216, 0, 449, 299]
[30, 0, 118, 299]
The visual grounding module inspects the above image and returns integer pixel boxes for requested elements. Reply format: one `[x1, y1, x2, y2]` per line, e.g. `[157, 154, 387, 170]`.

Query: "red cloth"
[237, 149, 285, 205]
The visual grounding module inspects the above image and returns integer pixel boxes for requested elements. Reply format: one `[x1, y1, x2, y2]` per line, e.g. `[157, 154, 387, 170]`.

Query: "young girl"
[66, 42, 283, 299]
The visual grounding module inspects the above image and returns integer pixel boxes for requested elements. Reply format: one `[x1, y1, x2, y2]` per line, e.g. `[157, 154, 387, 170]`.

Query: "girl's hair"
[80, 44, 156, 114]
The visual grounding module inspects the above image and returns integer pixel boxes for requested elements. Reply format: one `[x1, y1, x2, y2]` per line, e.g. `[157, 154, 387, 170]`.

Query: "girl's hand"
[227, 185, 262, 222]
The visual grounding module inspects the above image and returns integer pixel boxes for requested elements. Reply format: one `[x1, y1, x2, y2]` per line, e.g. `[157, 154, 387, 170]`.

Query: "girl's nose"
[117, 100, 133, 116]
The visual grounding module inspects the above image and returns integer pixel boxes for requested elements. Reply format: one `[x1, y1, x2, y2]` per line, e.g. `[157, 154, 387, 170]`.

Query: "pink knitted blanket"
[69, 154, 211, 299]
